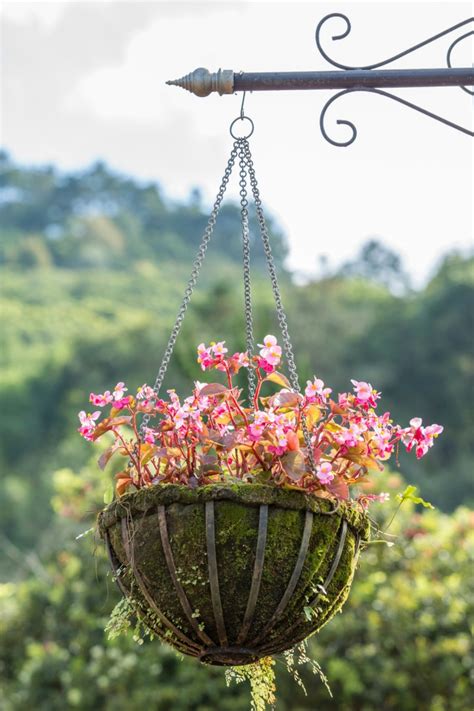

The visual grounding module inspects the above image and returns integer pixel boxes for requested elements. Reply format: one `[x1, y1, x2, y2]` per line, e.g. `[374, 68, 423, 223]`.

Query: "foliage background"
[0, 153, 472, 709]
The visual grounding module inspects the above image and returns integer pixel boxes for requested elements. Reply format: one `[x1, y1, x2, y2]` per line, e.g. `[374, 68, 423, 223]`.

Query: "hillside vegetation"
[0, 153, 472, 709]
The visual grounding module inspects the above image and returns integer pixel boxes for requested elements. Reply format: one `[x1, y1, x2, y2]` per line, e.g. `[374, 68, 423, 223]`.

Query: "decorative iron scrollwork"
[316, 13, 473, 145]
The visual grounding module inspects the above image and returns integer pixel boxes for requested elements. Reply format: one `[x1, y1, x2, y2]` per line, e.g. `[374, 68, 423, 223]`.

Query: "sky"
[1, 1, 472, 284]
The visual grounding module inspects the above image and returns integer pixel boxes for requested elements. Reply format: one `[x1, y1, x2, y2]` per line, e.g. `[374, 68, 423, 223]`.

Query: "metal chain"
[243, 139, 318, 475]
[140, 128, 317, 479]
[238, 139, 256, 401]
[140, 141, 239, 435]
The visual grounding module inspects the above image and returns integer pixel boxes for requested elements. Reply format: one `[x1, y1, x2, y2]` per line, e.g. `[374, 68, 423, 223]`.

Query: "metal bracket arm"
[167, 67, 473, 95]
[166, 15, 473, 145]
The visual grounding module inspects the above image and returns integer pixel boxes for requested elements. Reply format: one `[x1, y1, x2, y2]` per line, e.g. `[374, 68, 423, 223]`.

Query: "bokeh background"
[0, 2, 473, 709]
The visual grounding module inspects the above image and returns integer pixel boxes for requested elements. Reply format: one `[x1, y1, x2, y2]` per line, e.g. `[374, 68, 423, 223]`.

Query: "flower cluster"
[78, 336, 443, 506]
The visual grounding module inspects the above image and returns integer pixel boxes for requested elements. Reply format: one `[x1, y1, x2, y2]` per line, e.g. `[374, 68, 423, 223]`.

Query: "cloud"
[1, 2, 67, 31]
[1, 1, 472, 285]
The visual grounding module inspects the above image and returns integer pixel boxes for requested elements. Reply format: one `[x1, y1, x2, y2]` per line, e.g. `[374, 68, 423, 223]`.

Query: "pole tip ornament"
[166, 67, 234, 97]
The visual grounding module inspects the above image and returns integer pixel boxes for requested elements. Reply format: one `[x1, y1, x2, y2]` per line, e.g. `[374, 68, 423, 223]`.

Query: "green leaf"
[366, 539, 395, 547]
[254, 469, 272, 484]
[396, 485, 434, 509]
[263, 371, 291, 389]
[303, 606, 315, 622]
[305, 404, 321, 428]
[103, 483, 114, 504]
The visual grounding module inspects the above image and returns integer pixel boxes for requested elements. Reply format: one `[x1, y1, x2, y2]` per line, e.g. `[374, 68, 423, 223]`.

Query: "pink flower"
[351, 379, 372, 402]
[211, 341, 228, 357]
[316, 461, 334, 485]
[425, 424, 444, 437]
[248, 411, 270, 440]
[258, 335, 282, 368]
[236, 352, 250, 367]
[197, 343, 214, 370]
[305, 377, 332, 403]
[260, 335, 278, 348]
[351, 379, 381, 408]
[338, 392, 350, 408]
[137, 384, 155, 401]
[113, 396, 131, 411]
[113, 382, 128, 400]
[77, 410, 101, 440]
[257, 357, 275, 374]
[142, 427, 156, 444]
[197, 341, 229, 370]
[401, 418, 444, 459]
[334, 424, 364, 448]
[78, 410, 101, 428]
[262, 346, 282, 366]
[89, 390, 112, 406]
[373, 431, 393, 459]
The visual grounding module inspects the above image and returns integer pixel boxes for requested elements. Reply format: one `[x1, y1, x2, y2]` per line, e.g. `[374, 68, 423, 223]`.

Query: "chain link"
[238, 140, 256, 401]
[243, 139, 318, 475]
[140, 141, 239, 434]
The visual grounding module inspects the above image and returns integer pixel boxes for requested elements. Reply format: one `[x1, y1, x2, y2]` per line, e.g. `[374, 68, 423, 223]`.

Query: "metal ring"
[230, 116, 254, 140]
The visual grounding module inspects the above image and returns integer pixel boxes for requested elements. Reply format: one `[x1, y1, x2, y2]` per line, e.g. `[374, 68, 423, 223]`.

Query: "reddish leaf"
[329, 399, 346, 415]
[141, 444, 159, 466]
[108, 416, 133, 428]
[116, 476, 133, 496]
[344, 451, 383, 471]
[326, 477, 350, 500]
[269, 390, 300, 409]
[281, 451, 306, 481]
[221, 432, 240, 450]
[114, 471, 130, 480]
[136, 402, 156, 413]
[286, 431, 300, 451]
[98, 442, 120, 470]
[199, 383, 229, 396]
[91, 416, 132, 440]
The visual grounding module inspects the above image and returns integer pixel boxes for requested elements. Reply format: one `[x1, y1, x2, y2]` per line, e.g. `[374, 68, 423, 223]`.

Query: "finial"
[166, 68, 234, 97]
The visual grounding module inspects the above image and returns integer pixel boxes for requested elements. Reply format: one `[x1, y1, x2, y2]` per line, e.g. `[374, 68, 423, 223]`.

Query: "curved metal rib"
[158, 505, 215, 646]
[315, 13, 474, 71]
[319, 86, 474, 147]
[104, 528, 198, 657]
[104, 529, 132, 599]
[205, 501, 228, 647]
[120, 517, 201, 654]
[236, 504, 268, 644]
[249, 509, 314, 646]
[309, 518, 348, 608]
[258, 518, 350, 655]
[447, 30, 474, 95]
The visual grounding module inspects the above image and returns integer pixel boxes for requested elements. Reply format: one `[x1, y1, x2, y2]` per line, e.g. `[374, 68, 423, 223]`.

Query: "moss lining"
[98, 483, 369, 537]
[99, 483, 370, 664]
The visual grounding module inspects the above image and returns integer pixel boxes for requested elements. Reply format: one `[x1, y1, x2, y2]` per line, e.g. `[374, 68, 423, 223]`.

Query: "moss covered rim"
[98, 483, 369, 539]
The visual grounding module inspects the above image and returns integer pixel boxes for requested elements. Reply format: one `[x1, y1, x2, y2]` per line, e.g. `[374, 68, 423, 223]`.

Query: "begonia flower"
[316, 461, 334, 484]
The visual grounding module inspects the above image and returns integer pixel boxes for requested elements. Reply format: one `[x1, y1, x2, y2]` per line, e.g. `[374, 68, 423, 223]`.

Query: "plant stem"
[112, 428, 140, 476]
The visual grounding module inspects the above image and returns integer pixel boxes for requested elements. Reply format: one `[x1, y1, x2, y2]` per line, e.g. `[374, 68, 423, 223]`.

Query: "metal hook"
[240, 90, 247, 119]
[230, 84, 254, 139]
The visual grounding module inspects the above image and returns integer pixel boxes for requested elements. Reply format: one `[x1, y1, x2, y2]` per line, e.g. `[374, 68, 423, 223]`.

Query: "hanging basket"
[99, 483, 369, 666]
